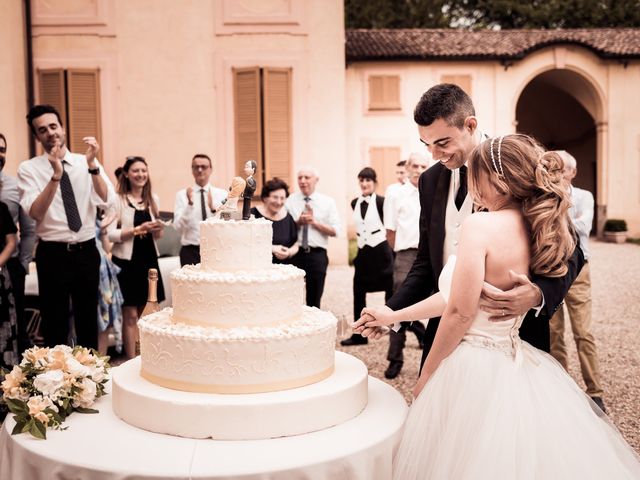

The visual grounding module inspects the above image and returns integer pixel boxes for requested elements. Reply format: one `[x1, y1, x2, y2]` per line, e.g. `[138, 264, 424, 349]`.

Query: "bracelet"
[51, 175, 61, 182]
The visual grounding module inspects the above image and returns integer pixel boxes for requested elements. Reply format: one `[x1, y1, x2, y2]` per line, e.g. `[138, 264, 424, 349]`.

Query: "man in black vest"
[357, 84, 584, 370]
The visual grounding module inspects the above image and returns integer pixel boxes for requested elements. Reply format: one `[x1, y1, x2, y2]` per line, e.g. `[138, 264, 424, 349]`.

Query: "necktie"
[360, 196, 369, 219]
[455, 165, 467, 210]
[301, 196, 310, 250]
[60, 162, 82, 232]
[200, 188, 207, 221]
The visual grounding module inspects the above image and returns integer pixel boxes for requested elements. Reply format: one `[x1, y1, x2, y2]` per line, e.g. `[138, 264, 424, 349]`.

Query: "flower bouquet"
[1, 345, 110, 439]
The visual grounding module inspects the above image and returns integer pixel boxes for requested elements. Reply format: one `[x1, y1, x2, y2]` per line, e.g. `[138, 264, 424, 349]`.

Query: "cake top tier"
[199, 217, 273, 271]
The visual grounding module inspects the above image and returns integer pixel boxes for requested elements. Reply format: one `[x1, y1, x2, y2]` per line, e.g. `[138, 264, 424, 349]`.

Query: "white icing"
[170, 264, 305, 327]
[139, 307, 337, 392]
[112, 353, 368, 440]
[199, 218, 272, 271]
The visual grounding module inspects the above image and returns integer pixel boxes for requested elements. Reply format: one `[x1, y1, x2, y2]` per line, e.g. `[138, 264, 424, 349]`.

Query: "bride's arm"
[353, 293, 446, 331]
[414, 215, 488, 397]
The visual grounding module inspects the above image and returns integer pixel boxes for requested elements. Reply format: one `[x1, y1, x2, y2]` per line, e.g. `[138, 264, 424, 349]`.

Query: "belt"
[301, 246, 326, 254]
[39, 238, 95, 252]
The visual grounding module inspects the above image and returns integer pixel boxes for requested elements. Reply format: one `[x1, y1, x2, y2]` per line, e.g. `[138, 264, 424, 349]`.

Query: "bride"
[354, 134, 640, 479]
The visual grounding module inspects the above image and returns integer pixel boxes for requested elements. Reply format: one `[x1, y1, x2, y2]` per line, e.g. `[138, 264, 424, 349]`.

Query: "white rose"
[65, 357, 91, 378]
[90, 366, 106, 383]
[33, 370, 65, 398]
[72, 377, 97, 409]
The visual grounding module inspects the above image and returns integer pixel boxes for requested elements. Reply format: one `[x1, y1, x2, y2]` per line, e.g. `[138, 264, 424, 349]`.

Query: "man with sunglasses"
[173, 154, 227, 266]
[0, 133, 36, 353]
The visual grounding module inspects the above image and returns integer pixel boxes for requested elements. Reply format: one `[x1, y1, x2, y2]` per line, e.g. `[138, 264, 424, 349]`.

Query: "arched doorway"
[516, 69, 600, 233]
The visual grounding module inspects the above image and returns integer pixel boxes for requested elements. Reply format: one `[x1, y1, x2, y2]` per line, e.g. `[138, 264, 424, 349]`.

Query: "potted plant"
[603, 219, 628, 243]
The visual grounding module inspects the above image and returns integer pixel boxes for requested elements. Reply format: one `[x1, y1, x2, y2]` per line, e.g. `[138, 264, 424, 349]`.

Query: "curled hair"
[468, 134, 575, 277]
[261, 177, 290, 199]
[117, 156, 159, 217]
[414, 83, 475, 129]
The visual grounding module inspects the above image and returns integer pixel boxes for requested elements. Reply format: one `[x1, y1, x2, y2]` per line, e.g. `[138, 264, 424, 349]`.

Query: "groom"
[361, 84, 584, 368]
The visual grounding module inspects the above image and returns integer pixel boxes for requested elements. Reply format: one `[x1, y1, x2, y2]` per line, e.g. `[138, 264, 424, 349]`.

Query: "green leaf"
[4, 398, 28, 415]
[75, 407, 99, 414]
[21, 418, 33, 434]
[11, 419, 26, 435]
[29, 419, 47, 440]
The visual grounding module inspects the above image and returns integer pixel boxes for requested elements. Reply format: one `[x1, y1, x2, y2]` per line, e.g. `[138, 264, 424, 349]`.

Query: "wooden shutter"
[38, 69, 67, 123]
[233, 67, 262, 188]
[440, 74, 472, 97]
[368, 75, 400, 110]
[67, 69, 102, 157]
[263, 67, 292, 188]
[369, 146, 401, 194]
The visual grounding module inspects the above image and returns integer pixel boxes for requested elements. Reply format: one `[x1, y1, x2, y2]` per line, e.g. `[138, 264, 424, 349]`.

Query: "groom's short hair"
[414, 84, 475, 130]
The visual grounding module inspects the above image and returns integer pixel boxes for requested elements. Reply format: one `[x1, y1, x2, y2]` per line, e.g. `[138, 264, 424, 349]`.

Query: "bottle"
[141, 268, 161, 318]
[137, 269, 160, 356]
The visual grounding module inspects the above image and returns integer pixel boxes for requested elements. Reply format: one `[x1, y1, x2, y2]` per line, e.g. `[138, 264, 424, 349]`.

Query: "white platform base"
[0, 376, 408, 480]
[112, 351, 369, 440]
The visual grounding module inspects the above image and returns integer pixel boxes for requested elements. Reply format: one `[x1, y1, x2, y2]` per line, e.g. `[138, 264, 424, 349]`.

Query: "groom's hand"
[479, 270, 542, 322]
[353, 311, 391, 339]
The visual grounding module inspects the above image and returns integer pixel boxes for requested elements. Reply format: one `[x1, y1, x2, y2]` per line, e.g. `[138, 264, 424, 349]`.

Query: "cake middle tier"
[171, 263, 305, 327]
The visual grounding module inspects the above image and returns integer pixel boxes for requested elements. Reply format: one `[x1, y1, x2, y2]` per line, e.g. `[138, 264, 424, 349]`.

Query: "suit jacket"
[386, 162, 584, 367]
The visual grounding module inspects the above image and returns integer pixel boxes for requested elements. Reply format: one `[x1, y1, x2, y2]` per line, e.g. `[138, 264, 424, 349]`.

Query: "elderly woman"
[250, 177, 298, 264]
[108, 156, 164, 359]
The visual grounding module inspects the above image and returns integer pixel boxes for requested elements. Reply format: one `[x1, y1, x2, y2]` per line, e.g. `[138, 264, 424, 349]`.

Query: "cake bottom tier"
[112, 352, 368, 440]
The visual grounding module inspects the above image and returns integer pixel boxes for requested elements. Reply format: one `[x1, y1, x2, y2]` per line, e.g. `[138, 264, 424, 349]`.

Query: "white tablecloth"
[0, 376, 407, 480]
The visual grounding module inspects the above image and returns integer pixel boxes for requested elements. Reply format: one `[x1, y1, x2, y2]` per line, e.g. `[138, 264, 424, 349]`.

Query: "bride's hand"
[359, 305, 397, 328]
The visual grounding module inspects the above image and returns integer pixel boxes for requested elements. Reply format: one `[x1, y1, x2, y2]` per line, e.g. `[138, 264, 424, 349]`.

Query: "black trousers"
[179, 245, 201, 266]
[6, 257, 29, 353]
[35, 240, 100, 349]
[293, 248, 328, 308]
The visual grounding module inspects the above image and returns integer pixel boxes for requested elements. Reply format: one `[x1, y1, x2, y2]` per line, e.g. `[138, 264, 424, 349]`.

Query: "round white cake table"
[0, 374, 407, 480]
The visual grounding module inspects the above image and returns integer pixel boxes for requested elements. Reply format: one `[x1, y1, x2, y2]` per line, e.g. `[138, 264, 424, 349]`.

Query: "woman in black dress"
[0, 201, 18, 370]
[108, 157, 165, 359]
[250, 178, 298, 264]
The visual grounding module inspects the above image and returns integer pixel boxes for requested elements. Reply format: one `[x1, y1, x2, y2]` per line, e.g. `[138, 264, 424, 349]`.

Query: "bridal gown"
[393, 256, 640, 480]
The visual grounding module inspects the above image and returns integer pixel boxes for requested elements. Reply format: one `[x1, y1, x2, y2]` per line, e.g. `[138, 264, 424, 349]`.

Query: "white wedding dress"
[393, 256, 640, 479]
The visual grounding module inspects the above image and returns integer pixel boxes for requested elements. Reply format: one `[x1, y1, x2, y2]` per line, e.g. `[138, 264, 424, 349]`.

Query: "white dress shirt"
[569, 186, 594, 261]
[286, 191, 342, 249]
[0, 171, 36, 270]
[384, 182, 404, 203]
[17, 150, 115, 243]
[173, 184, 227, 246]
[383, 182, 420, 252]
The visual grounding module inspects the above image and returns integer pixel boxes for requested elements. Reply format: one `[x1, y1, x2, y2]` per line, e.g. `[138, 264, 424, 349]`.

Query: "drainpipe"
[24, 0, 35, 158]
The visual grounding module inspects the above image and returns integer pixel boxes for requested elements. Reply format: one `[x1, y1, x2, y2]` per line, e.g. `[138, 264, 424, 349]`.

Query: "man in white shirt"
[0, 133, 36, 353]
[550, 150, 605, 411]
[18, 104, 114, 350]
[383, 159, 407, 201]
[383, 154, 429, 379]
[173, 154, 227, 266]
[286, 167, 341, 308]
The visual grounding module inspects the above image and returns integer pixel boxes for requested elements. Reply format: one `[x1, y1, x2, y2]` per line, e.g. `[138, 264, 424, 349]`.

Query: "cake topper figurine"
[242, 159, 257, 220]
[219, 176, 246, 220]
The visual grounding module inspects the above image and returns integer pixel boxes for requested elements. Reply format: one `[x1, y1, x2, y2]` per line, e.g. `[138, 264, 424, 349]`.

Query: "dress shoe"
[590, 396, 607, 413]
[340, 336, 368, 346]
[384, 361, 403, 379]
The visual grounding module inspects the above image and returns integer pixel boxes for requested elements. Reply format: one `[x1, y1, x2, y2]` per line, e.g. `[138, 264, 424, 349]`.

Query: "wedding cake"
[112, 218, 368, 440]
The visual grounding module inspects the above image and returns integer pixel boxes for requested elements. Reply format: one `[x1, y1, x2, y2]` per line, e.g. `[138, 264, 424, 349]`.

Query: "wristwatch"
[88, 167, 100, 175]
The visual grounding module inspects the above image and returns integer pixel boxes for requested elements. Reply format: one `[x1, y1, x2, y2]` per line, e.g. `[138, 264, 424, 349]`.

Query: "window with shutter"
[368, 75, 401, 111]
[233, 66, 292, 194]
[440, 74, 473, 97]
[369, 146, 401, 193]
[67, 69, 102, 156]
[38, 69, 67, 125]
[263, 68, 292, 187]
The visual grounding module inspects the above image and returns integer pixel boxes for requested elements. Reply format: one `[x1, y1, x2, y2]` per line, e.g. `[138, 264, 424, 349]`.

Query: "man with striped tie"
[18, 104, 115, 350]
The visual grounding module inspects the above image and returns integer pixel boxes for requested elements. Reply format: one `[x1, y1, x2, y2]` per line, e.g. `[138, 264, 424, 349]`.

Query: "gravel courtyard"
[327, 240, 640, 453]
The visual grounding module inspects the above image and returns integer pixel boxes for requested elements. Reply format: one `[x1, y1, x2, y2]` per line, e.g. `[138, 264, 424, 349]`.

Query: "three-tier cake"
[112, 218, 368, 440]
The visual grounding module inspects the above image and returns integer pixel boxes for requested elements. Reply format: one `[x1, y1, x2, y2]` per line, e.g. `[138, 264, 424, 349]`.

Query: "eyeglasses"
[192, 165, 210, 171]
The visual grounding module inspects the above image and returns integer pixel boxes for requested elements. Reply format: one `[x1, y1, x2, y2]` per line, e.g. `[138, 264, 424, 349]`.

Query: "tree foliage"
[345, 0, 640, 29]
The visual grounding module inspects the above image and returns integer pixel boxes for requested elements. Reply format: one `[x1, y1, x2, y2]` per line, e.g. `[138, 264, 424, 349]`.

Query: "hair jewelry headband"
[489, 136, 505, 176]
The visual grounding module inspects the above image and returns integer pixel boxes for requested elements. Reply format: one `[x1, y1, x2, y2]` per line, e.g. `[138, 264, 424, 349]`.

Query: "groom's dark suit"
[386, 161, 585, 368]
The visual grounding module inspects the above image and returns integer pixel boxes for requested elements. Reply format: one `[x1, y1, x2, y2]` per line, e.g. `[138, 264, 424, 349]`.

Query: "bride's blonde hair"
[468, 134, 575, 277]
